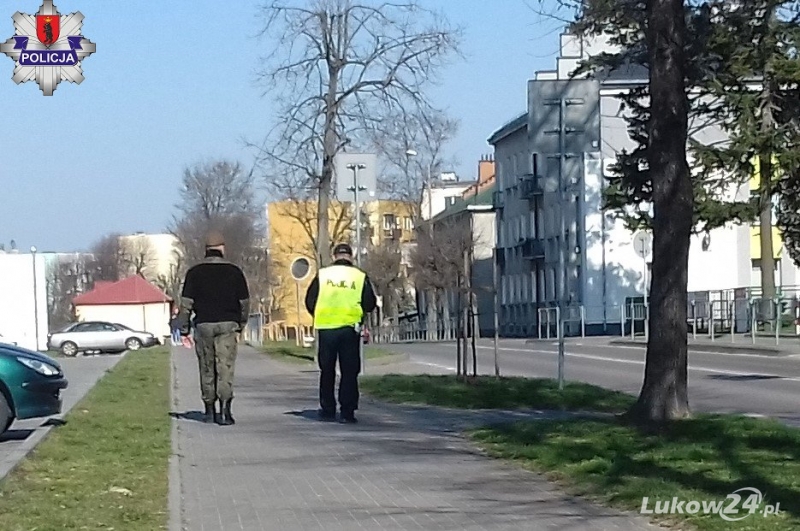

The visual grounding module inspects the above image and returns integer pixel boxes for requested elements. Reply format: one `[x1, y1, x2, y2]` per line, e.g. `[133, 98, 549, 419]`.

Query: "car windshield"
[114, 323, 133, 330]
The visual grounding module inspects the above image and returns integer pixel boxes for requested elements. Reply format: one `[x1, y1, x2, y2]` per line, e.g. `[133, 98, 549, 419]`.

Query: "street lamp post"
[31, 246, 39, 351]
[346, 163, 367, 267]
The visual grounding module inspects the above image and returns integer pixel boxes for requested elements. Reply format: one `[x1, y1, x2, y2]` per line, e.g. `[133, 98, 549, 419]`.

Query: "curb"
[608, 339, 785, 356]
[168, 348, 184, 531]
[0, 352, 126, 483]
[366, 352, 410, 367]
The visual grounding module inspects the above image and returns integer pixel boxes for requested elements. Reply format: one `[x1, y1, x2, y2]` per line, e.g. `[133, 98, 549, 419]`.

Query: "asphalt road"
[383, 337, 800, 426]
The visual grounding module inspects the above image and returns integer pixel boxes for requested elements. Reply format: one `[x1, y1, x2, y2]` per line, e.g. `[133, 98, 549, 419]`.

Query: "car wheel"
[61, 341, 78, 357]
[0, 392, 13, 435]
[125, 338, 142, 351]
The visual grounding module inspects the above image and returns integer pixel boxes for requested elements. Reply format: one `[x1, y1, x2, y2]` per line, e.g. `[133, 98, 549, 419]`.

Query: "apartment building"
[489, 31, 799, 337]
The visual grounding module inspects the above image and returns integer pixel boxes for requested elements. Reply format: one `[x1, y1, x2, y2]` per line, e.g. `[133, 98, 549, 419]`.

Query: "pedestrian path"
[171, 345, 658, 531]
[0, 353, 124, 481]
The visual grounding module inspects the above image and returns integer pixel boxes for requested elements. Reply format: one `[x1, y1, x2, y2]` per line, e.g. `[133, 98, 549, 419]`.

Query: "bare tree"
[411, 217, 475, 374]
[171, 160, 263, 267]
[254, 0, 461, 267]
[363, 239, 404, 320]
[369, 107, 459, 223]
[120, 236, 157, 280]
[90, 233, 124, 281]
[155, 246, 186, 304]
[46, 254, 95, 330]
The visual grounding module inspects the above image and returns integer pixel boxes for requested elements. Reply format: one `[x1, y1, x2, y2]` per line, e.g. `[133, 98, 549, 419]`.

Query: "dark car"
[0, 343, 68, 436]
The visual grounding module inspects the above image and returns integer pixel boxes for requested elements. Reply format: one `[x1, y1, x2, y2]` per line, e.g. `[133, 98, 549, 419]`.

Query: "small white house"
[73, 276, 172, 341]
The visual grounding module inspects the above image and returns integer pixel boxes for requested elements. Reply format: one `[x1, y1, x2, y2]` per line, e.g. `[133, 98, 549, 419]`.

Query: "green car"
[0, 342, 68, 435]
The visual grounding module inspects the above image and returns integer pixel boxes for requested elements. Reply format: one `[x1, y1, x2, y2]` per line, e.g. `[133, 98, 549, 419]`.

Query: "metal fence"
[244, 294, 800, 347]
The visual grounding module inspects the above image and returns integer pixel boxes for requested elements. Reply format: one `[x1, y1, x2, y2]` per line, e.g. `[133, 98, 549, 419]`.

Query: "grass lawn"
[359, 374, 636, 412]
[261, 341, 396, 365]
[472, 416, 800, 530]
[0, 347, 171, 530]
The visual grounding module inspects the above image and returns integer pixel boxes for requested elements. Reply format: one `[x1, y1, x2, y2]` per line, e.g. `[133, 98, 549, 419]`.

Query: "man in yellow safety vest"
[305, 243, 377, 423]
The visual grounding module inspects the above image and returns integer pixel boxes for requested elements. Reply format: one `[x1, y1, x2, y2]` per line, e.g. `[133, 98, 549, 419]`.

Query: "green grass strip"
[472, 416, 800, 530]
[261, 341, 394, 364]
[360, 374, 636, 412]
[0, 347, 171, 530]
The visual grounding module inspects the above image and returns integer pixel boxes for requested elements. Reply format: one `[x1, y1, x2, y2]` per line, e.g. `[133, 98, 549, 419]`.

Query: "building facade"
[266, 198, 416, 335]
[489, 30, 800, 337]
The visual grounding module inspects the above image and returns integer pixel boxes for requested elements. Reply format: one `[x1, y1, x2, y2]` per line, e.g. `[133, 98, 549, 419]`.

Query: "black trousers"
[317, 327, 361, 416]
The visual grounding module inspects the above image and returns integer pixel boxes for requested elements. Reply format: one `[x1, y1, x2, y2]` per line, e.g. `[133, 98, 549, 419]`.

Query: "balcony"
[492, 190, 504, 210]
[520, 174, 543, 199]
[520, 238, 546, 260]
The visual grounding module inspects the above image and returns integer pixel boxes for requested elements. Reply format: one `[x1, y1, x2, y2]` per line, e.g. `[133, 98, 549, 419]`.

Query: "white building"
[0, 251, 49, 350]
[489, 31, 799, 337]
[420, 179, 476, 221]
[73, 275, 172, 340]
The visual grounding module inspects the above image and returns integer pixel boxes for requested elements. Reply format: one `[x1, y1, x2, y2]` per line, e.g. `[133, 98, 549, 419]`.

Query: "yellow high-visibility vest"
[314, 265, 366, 329]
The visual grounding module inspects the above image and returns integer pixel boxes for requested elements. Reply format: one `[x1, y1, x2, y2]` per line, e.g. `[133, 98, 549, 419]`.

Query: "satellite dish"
[632, 231, 652, 259]
[290, 257, 311, 281]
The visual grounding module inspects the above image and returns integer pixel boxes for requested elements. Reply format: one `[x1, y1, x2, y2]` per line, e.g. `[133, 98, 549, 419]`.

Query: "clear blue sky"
[0, 0, 565, 253]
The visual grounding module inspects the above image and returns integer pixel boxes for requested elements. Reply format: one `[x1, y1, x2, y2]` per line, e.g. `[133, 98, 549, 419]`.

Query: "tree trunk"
[758, 5, 778, 304]
[455, 285, 462, 377]
[627, 0, 691, 423]
[759, 154, 776, 301]
[318, 23, 340, 268]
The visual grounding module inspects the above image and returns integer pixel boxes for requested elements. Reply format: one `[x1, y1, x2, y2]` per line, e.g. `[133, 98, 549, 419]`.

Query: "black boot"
[219, 399, 235, 426]
[202, 402, 215, 423]
[213, 400, 222, 425]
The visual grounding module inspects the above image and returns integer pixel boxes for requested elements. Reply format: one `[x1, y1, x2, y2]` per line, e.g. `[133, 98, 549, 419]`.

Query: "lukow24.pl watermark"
[641, 488, 781, 522]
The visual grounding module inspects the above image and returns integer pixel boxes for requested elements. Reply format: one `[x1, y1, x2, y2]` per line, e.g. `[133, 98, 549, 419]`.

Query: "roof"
[487, 113, 527, 145]
[432, 182, 496, 224]
[73, 275, 172, 306]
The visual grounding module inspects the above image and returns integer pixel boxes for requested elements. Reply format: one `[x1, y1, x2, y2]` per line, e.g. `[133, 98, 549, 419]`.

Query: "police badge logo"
[0, 0, 95, 95]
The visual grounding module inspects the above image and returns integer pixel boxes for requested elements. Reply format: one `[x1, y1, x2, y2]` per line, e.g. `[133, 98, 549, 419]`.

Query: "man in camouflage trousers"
[179, 230, 250, 426]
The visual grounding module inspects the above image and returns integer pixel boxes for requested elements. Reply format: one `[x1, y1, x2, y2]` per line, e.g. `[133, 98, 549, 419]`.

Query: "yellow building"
[363, 199, 416, 246]
[266, 198, 415, 337]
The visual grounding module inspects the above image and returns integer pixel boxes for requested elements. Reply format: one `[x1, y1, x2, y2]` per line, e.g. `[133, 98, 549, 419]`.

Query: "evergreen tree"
[692, 1, 800, 298]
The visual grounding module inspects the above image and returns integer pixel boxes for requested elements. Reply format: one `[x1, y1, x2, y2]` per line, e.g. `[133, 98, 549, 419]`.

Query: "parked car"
[47, 321, 160, 357]
[0, 342, 67, 436]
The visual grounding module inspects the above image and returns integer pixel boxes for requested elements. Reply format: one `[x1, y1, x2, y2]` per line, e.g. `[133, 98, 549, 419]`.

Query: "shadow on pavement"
[170, 411, 208, 423]
[284, 409, 337, 422]
[0, 429, 34, 442]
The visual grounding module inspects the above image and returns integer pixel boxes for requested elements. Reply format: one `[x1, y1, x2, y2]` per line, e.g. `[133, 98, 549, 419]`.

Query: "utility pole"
[346, 163, 367, 267]
[543, 95, 585, 391]
[31, 246, 39, 351]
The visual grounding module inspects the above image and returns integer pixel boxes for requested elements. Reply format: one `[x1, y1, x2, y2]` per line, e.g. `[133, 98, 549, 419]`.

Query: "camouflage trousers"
[194, 321, 239, 403]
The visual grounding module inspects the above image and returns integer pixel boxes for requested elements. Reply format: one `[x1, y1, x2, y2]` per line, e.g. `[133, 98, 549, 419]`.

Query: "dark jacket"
[179, 250, 250, 332]
[304, 259, 377, 319]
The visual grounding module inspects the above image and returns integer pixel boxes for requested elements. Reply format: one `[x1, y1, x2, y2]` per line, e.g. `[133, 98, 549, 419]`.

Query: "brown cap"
[205, 230, 225, 247]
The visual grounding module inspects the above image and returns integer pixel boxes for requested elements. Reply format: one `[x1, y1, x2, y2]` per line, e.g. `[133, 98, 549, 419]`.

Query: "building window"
[404, 217, 414, 230]
[522, 275, 528, 303]
[383, 214, 396, 230]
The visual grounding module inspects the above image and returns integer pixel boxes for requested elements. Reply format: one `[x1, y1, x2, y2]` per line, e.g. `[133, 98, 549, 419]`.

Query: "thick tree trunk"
[627, 0, 691, 423]
[759, 154, 776, 301]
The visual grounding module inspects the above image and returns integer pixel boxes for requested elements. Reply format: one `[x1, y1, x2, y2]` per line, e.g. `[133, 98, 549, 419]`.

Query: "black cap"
[333, 243, 353, 256]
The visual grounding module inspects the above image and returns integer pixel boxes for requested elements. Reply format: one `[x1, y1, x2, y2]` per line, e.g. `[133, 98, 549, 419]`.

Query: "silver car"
[47, 321, 160, 357]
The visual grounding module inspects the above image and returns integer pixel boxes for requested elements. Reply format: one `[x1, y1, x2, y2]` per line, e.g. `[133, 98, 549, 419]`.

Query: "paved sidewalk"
[172, 346, 657, 530]
[0, 353, 124, 481]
